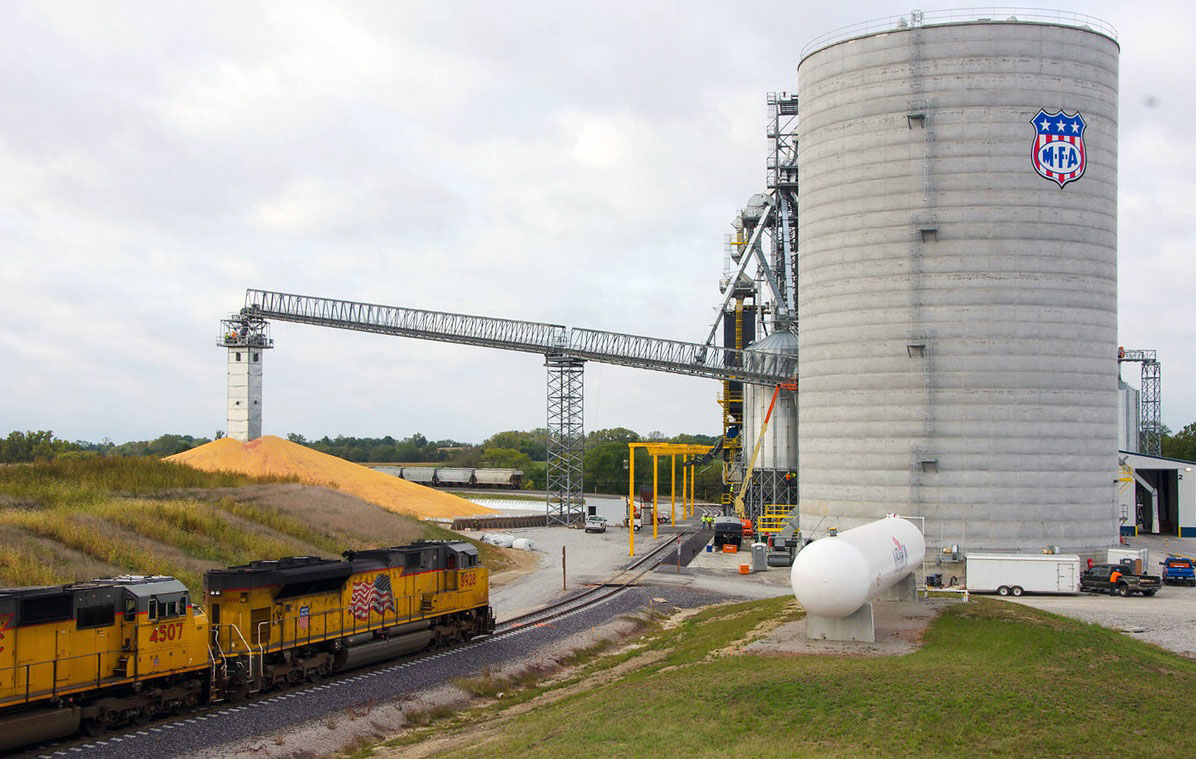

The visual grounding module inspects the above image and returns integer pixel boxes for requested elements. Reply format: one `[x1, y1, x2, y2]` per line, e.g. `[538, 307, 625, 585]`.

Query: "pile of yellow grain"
[166, 436, 494, 519]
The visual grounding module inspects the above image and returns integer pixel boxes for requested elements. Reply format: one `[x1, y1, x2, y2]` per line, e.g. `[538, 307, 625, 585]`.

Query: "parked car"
[1160, 556, 1196, 586]
[584, 515, 608, 534]
[1080, 563, 1160, 597]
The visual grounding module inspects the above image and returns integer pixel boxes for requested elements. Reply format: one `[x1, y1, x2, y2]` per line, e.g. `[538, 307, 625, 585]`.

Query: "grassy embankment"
[360, 596, 1196, 758]
[0, 458, 515, 591]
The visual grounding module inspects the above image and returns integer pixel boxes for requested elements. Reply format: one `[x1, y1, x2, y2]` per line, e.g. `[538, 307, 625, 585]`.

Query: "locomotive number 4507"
[149, 622, 185, 642]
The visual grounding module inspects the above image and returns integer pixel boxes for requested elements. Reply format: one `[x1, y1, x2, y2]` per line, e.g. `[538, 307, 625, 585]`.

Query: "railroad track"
[24, 532, 693, 758]
[494, 531, 692, 634]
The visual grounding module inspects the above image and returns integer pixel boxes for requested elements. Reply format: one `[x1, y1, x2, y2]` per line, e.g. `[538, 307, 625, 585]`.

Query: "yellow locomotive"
[0, 540, 493, 751]
[206, 540, 493, 695]
[0, 576, 210, 747]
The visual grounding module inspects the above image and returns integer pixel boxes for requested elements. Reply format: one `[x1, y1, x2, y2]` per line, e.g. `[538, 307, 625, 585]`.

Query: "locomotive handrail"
[225, 623, 255, 682]
[0, 647, 204, 708]
[256, 620, 269, 679]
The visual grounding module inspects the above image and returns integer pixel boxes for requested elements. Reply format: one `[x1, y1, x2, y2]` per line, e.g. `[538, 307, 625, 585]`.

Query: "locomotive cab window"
[148, 598, 158, 620]
[124, 598, 136, 622]
[405, 552, 420, 570]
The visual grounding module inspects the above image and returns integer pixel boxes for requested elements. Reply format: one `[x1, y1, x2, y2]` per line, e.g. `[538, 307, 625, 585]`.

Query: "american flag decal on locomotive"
[1031, 109, 1086, 188]
[350, 574, 396, 620]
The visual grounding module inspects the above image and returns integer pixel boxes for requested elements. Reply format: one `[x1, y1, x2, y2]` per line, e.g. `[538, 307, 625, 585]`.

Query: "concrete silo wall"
[796, 20, 1120, 551]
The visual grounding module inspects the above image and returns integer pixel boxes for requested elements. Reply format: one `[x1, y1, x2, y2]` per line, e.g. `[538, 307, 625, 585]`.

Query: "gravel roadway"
[39, 583, 731, 759]
[1007, 534, 1196, 657]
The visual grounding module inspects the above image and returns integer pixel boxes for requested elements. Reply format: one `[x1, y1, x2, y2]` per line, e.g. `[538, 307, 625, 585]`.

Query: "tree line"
[0, 428, 725, 498]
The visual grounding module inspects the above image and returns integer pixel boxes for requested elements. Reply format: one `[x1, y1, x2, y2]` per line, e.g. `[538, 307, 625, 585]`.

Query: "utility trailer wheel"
[997, 586, 1010, 596]
[1011, 586, 1024, 597]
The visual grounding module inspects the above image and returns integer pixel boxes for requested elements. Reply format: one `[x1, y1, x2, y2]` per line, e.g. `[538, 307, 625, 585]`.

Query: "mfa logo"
[1031, 110, 1086, 188]
[891, 536, 907, 569]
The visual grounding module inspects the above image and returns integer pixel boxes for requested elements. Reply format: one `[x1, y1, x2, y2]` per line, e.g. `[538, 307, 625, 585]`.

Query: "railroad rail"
[495, 531, 691, 634]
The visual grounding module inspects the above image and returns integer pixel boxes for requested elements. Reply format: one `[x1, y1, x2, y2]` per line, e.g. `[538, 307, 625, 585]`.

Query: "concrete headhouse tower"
[796, 11, 1120, 551]
[219, 311, 273, 443]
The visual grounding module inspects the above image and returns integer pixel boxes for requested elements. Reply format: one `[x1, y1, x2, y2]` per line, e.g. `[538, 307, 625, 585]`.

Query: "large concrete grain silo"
[796, 11, 1119, 552]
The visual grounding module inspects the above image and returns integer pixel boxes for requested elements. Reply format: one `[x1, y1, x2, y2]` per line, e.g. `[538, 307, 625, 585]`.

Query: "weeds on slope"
[0, 457, 295, 506]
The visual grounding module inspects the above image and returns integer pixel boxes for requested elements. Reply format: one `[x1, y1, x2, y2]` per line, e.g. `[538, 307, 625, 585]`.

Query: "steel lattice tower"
[1139, 358, 1162, 456]
[545, 354, 585, 525]
[1119, 349, 1162, 456]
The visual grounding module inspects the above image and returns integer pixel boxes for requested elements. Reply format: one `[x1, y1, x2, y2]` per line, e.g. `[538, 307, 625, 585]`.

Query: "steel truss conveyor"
[237, 289, 798, 525]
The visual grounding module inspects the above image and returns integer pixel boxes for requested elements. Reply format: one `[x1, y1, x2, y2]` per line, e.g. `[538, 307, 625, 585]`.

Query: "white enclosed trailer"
[965, 553, 1081, 596]
[1107, 547, 1149, 565]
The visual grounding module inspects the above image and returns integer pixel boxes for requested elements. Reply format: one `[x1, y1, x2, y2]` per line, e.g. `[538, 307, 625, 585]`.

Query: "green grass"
[0, 456, 296, 503]
[374, 597, 1196, 758]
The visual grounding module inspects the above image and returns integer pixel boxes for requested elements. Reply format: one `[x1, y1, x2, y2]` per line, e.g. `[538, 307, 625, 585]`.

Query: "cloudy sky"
[2, 1, 1194, 445]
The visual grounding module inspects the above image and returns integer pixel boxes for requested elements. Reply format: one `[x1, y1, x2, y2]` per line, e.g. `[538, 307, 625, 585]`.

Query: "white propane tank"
[482, 533, 516, 548]
[790, 516, 924, 618]
[511, 538, 535, 551]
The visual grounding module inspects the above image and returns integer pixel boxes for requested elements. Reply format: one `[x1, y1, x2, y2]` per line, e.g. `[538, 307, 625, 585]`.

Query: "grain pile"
[166, 436, 494, 519]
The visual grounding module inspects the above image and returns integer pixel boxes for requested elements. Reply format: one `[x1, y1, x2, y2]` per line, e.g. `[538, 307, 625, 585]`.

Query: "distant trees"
[481, 429, 548, 461]
[0, 425, 725, 498]
[1162, 423, 1196, 462]
[112, 435, 212, 457]
[0, 431, 210, 463]
[297, 433, 469, 463]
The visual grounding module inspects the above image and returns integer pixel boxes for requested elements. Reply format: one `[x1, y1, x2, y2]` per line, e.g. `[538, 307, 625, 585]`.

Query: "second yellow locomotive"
[206, 540, 494, 694]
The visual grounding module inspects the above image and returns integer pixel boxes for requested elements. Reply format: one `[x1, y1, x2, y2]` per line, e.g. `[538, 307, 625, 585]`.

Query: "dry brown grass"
[0, 462, 519, 591]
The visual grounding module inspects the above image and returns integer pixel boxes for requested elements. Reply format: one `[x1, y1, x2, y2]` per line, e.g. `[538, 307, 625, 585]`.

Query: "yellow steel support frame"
[627, 442, 713, 556]
[628, 452, 636, 556]
[671, 455, 677, 526]
[652, 455, 659, 540]
[718, 299, 746, 505]
[684, 466, 693, 525]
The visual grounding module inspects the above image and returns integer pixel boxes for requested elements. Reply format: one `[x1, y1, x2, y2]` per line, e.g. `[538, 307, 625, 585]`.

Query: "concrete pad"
[743, 600, 955, 657]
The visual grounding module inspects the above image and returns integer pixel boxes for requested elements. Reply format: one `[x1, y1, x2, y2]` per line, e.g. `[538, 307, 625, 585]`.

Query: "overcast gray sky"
[2, 1, 1193, 445]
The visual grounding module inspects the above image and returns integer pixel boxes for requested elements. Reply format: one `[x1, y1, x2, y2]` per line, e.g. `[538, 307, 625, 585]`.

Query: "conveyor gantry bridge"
[236, 289, 798, 525]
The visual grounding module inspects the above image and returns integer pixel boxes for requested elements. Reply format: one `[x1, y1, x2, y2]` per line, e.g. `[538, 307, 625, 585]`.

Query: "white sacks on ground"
[480, 533, 516, 548]
[511, 538, 535, 551]
[790, 516, 924, 618]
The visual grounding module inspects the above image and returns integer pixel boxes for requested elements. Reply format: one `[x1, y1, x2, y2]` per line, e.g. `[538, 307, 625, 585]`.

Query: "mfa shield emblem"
[1031, 109, 1086, 188]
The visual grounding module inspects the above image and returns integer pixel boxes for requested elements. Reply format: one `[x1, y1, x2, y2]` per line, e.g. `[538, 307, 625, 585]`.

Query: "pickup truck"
[584, 515, 608, 533]
[1080, 563, 1161, 597]
[1160, 556, 1196, 586]
[713, 517, 744, 550]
